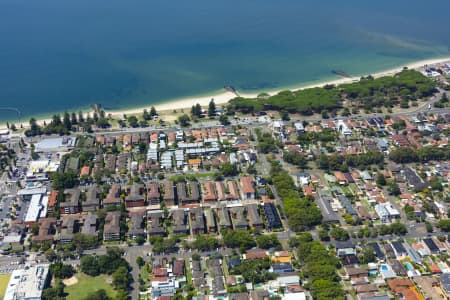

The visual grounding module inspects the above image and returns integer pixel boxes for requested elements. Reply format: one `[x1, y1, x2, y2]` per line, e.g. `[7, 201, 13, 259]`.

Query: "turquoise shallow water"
[0, 0, 450, 121]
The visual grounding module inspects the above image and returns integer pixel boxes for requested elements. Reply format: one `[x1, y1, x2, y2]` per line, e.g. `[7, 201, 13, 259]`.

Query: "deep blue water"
[1, 0, 450, 121]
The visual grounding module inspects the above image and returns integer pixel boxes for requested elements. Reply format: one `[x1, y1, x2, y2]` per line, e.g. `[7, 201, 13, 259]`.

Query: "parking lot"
[0, 256, 23, 274]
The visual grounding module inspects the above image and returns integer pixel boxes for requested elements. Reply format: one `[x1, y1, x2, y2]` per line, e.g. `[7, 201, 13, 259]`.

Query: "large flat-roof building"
[4, 264, 50, 300]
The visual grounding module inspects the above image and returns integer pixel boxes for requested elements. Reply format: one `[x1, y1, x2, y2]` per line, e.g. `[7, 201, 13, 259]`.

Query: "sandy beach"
[106, 56, 450, 117]
[2, 56, 450, 129]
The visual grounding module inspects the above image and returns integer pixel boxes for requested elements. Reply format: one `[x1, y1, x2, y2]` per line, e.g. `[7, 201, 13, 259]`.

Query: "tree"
[72, 233, 98, 252]
[229, 258, 275, 284]
[425, 222, 433, 233]
[219, 114, 229, 125]
[283, 151, 308, 169]
[359, 246, 376, 264]
[208, 99, 216, 117]
[31, 223, 40, 235]
[25, 118, 42, 136]
[191, 103, 202, 118]
[112, 266, 130, 290]
[45, 248, 57, 262]
[42, 281, 66, 300]
[318, 229, 329, 241]
[142, 109, 150, 120]
[220, 162, 238, 177]
[389, 181, 401, 196]
[82, 289, 112, 300]
[50, 262, 75, 279]
[150, 106, 157, 117]
[115, 289, 129, 300]
[256, 234, 280, 249]
[178, 114, 191, 127]
[404, 204, 415, 220]
[439, 219, 450, 231]
[63, 112, 72, 131]
[376, 173, 386, 186]
[71, 112, 78, 125]
[136, 256, 144, 267]
[190, 235, 220, 251]
[330, 227, 349, 241]
[223, 230, 256, 252]
[80, 255, 100, 276]
[127, 116, 139, 128]
[135, 235, 146, 245]
[51, 171, 78, 190]
[311, 279, 344, 300]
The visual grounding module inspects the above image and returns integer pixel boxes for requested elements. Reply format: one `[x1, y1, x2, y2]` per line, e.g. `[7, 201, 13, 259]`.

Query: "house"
[103, 184, 122, 207]
[189, 207, 205, 235]
[391, 260, 407, 277]
[263, 203, 282, 229]
[316, 195, 339, 223]
[335, 241, 356, 257]
[128, 210, 146, 239]
[217, 206, 232, 229]
[388, 279, 421, 300]
[162, 181, 175, 207]
[367, 243, 385, 260]
[124, 184, 145, 208]
[47, 190, 58, 214]
[215, 182, 227, 201]
[147, 211, 166, 236]
[270, 262, 294, 274]
[172, 209, 189, 235]
[173, 259, 185, 276]
[58, 215, 77, 243]
[229, 206, 248, 230]
[147, 182, 161, 206]
[384, 243, 396, 259]
[375, 203, 400, 223]
[177, 181, 200, 205]
[246, 204, 263, 229]
[334, 171, 347, 185]
[81, 214, 98, 237]
[188, 158, 201, 169]
[83, 186, 100, 212]
[204, 209, 216, 233]
[345, 267, 368, 285]
[227, 257, 241, 270]
[32, 218, 57, 242]
[103, 211, 121, 241]
[202, 181, 217, 202]
[403, 167, 428, 191]
[60, 188, 80, 214]
[227, 181, 240, 201]
[440, 273, 450, 296]
[423, 238, 440, 254]
[240, 176, 255, 199]
[390, 241, 407, 258]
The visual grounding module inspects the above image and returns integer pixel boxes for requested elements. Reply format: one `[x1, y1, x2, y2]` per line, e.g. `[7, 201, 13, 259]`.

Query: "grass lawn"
[0, 274, 11, 299]
[65, 273, 116, 300]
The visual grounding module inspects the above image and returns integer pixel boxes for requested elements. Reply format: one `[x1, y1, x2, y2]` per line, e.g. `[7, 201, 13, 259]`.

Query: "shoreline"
[2, 56, 450, 129]
[107, 56, 450, 117]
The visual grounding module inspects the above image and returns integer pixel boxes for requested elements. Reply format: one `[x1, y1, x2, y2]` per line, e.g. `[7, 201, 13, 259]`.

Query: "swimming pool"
[405, 262, 414, 271]
[380, 264, 388, 271]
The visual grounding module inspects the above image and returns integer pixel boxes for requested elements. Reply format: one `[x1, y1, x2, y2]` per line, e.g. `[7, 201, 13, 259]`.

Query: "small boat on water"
[332, 70, 352, 78]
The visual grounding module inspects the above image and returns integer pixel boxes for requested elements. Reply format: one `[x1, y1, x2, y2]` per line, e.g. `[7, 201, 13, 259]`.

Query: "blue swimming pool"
[380, 265, 388, 271]
[405, 262, 414, 271]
